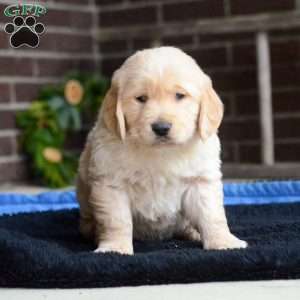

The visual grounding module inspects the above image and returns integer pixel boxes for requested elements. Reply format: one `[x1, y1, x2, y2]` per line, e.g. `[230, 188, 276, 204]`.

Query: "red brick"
[270, 28, 300, 38]
[187, 47, 228, 68]
[38, 33, 93, 53]
[0, 57, 33, 76]
[0, 4, 9, 24]
[101, 56, 126, 76]
[99, 6, 157, 27]
[199, 32, 254, 44]
[274, 118, 300, 139]
[36, 34, 57, 52]
[230, 0, 295, 15]
[232, 44, 256, 66]
[15, 83, 42, 103]
[0, 160, 28, 182]
[220, 94, 234, 116]
[95, 0, 123, 5]
[0, 84, 10, 103]
[0, 136, 14, 156]
[162, 35, 194, 47]
[99, 40, 128, 54]
[210, 69, 257, 93]
[235, 93, 259, 116]
[130, 0, 159, 1]
[219, 119, 260, 142]
[0, 111, 16, 130]
[52, 0, 89, 4]
[15, 134, 23, 155]
[37, 59, 76, 77]
[0, 31, 9, 49]
[40, 9, 92, 29]
[238, 144, 261, 163]
[221, 142, 236, 162]
[34, 58, 95, 78]
[163, 0, 224, 22]
[73, 58, 97, 73]
[273, 90, 300, 113]
[132, 38, 157, 51]
[272, 65, 300, 88]
[65, 130, 88, 150]
[271, 40, 300, 65]
[275, 143, 300, 162]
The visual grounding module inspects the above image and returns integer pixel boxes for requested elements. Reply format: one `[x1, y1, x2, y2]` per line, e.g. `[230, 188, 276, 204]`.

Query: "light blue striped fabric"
[0, 181, 300, 215]
[223, 180, 300, 205]
[0, 190, 77, 215]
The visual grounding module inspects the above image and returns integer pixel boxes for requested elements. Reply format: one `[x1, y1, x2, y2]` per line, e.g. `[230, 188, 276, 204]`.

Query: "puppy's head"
[102, 47, 223, 146]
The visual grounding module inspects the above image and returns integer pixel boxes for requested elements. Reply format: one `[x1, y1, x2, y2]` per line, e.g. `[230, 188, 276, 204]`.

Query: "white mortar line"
[0, 23, 93, 36]
[0, 129, 19, 138]
[10, 130, 18, 155]
[223, 115, 258, 122]
[237, 140, 260, 146]
[0, 155, 24, 163]
[91, 0, 101, 70]
[226, 42, 233, 66]
[273, 113, 300, 119]
[233, 141, 240, 162]
[276, 138, 300, 144]
[94, 0, 210, 13]
[273, 86, 300, 92]
[9, 83, 15, 103]
[229, 93, 237, 116]
[0, 0, 94, 13]
[0, 50, 97, 60]
[224, 0, 231, 16]
[0, 77, 61, 84]
[0, 102, 30, 110]
[44, 26, 93, 36]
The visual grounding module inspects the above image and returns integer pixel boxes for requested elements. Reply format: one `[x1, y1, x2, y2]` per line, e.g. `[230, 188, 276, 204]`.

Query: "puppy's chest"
[126, 170, 186, 222]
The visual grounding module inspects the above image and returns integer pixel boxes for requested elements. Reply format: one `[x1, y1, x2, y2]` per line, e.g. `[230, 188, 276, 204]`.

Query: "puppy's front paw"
[94, 241, 134, 255]
[204, 233, 247, 250]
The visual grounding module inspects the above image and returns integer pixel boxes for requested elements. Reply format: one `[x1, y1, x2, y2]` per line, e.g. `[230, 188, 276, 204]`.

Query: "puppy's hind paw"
[94, 241, 134, 255]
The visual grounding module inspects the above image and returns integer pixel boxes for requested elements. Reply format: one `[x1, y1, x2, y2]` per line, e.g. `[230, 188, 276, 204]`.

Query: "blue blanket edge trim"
[1, 180, 300, 215]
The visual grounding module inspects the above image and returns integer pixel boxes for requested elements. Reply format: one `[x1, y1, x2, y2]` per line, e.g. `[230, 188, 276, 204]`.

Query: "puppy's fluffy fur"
[77, 47, 247, 254]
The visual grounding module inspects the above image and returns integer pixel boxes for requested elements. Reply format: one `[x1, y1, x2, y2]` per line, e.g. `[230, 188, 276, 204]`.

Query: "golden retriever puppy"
[77, 46, 247, 255]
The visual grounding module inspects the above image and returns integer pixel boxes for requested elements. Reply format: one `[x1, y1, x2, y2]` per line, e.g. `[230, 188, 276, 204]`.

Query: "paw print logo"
[4, 16, 45, 48]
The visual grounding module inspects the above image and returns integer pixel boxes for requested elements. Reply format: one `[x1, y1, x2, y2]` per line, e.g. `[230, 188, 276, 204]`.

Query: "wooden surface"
[256, 32, 274, 165]
[223, 163, 300, 179]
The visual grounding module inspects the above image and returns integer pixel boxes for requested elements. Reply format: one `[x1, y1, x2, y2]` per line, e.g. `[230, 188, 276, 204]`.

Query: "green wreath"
[17, 73, 108, 188]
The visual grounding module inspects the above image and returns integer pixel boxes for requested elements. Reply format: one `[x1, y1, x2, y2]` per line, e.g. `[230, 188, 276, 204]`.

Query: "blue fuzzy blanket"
[1, 181, 300, 215]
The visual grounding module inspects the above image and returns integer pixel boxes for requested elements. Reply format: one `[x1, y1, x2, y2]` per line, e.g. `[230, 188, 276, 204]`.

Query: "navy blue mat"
[0, 181, 300, 288]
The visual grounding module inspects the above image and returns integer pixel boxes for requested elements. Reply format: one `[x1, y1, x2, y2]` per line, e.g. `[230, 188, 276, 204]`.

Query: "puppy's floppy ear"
[102, 85, 126, 140]
[198, 82, 224, 141]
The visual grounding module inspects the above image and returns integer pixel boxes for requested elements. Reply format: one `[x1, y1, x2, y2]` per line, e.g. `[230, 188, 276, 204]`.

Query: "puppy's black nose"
[151, 122, 172, 137]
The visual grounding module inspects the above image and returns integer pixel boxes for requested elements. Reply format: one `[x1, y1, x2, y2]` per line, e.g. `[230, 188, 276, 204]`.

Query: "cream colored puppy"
[77, 47, 247, 255]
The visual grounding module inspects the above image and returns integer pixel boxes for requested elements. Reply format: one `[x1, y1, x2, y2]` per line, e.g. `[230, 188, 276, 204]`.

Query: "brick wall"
[97, 0, 300, 165]
[0, 0, 99, 182]
[0, 0, 300, 183]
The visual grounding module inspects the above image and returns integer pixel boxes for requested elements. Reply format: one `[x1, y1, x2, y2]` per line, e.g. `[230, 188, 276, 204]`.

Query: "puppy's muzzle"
[151, 121, 172, 137]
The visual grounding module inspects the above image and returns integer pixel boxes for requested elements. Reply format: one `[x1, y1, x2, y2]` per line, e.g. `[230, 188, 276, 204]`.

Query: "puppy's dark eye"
[175, 93, 185, 100]
[136, 95, 148, 103]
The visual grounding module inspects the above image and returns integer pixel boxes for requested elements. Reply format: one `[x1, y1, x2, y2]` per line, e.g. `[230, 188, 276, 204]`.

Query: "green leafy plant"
[17, 73, 109, 188]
